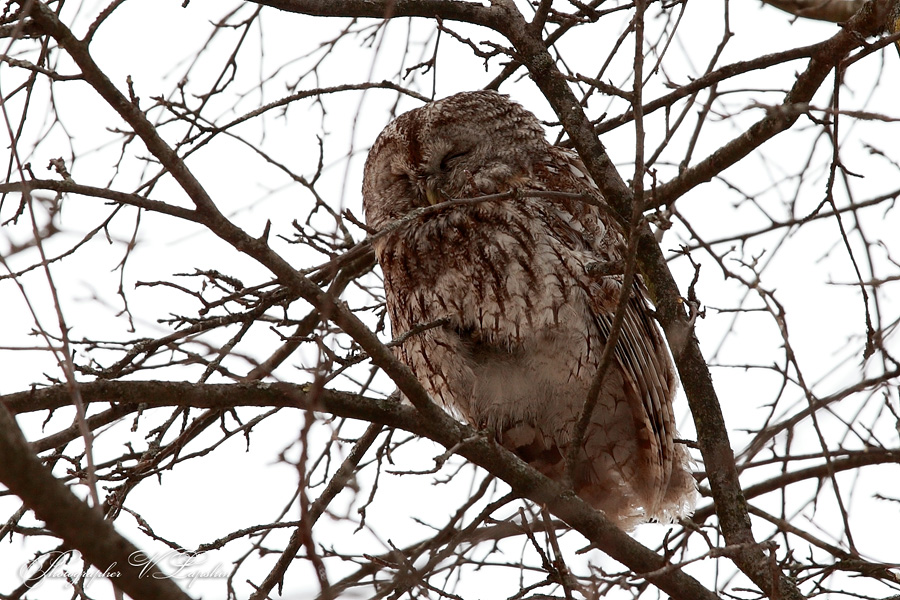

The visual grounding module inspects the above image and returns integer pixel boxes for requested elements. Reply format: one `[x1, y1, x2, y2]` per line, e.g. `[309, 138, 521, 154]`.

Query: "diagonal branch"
[486, 0, 769, 582]
[2, 380, 720, 600]
[651, 1, 895, 208]
[0, 403, 194, 600]
[20, 0, 444, 425]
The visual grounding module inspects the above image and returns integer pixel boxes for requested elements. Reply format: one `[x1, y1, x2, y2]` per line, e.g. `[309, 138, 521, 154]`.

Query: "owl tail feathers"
[645, 445, 698, 525]
[587, 472, 695, 531]
[648, 482, 697, 525]
[500, 423, 696, 529]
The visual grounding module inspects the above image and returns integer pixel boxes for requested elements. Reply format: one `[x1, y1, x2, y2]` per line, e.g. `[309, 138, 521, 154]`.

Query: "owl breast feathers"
[362, 90, 695, 527]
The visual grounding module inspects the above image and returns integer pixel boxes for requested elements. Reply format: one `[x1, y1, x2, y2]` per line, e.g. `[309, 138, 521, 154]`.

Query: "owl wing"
[543, 148, 690, 519]
[587, 280, 677, 514]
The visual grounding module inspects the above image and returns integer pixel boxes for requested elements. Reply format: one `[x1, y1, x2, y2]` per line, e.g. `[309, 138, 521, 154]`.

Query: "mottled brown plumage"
[362, 91, 694, 527]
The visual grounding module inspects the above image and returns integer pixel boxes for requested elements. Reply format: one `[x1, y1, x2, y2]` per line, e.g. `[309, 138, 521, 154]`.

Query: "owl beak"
[425, 186, 442, 206]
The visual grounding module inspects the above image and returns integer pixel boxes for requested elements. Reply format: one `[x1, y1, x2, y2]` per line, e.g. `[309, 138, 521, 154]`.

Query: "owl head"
[362, 91, 550, 231]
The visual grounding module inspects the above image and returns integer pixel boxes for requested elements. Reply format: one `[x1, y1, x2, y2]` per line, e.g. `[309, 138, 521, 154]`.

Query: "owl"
[362, 90, 694, 527]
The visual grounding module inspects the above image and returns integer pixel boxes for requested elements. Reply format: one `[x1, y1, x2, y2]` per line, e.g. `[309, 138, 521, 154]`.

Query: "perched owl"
[362, 91, 694, 526]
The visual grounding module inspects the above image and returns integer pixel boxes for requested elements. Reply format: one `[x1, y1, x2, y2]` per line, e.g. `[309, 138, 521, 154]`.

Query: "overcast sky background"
[2, 1, 899, 598]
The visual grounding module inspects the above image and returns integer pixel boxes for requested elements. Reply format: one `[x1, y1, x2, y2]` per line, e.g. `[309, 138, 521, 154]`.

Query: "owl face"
[362, 91, 550, 231]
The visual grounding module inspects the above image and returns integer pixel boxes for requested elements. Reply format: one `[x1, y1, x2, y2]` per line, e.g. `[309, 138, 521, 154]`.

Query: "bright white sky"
[1, 1, 899, 598]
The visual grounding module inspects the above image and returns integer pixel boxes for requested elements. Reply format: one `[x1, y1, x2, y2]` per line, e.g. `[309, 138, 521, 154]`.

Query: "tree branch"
[19, 0, 448, 427]
[2, 380, 720, 600]
[651, 0, 892, 208]
[0, 179, 201, 223]
[0, 403, 194, 600]
[484, 1, 815, 598]
[248, 0, 504, 27]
